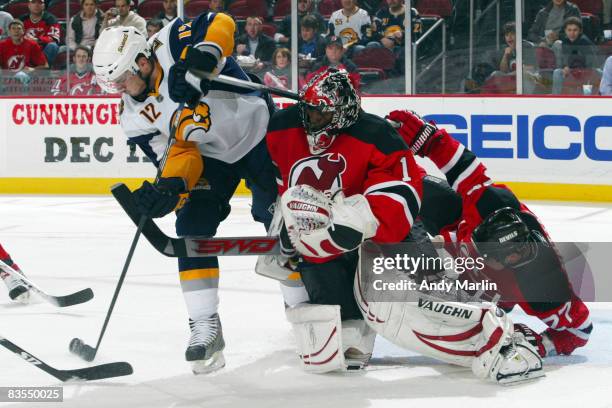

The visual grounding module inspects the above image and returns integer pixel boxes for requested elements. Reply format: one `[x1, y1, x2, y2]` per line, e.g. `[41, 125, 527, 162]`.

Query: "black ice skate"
[186, 313, 225, 375]
[1, 268, 30, 303]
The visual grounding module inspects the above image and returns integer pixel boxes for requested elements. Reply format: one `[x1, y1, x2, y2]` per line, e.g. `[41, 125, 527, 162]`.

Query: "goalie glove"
[386, 109, 443, 156]
[280, 185, 379, 259]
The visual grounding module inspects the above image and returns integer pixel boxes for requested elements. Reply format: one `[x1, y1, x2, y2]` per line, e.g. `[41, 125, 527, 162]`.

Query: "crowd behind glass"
[1, 0, 611, 96]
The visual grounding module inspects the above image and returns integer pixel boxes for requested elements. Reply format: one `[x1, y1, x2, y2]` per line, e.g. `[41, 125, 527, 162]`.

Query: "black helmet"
[471, 207, 539, 268]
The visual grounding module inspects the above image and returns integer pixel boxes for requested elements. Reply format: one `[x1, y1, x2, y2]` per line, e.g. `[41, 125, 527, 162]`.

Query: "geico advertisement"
[2, 97, 612, 184]
[3, 99, 152, 177]
[361, 97, 612, 185]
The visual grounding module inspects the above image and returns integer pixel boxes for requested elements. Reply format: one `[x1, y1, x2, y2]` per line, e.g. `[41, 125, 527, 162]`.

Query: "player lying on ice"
[0, 243, 30, 303]
[256, 68, 545, 384]
[92, 12, 277, 374]
[385, 109, 592, 359]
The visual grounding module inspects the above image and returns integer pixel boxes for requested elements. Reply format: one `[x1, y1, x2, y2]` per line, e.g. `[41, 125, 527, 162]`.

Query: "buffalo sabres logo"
[191, 102, 212, 131]
[288, 153, 346, 195]
[339, 28, 359, 46]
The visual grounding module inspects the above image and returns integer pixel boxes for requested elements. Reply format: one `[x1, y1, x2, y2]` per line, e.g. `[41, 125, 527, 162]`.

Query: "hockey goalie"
[257, 68, 543, 385]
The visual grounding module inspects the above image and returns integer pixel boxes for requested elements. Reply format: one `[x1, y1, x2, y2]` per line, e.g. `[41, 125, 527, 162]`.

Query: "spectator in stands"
[146, 19, 163, 38]
[328, 0, 375, 55]
[66, 0, 104, 51]
[599, 55, 612, 94]
[373, 0, 422, 51]
[209, 0, 225, 12]
[264, 47, 291, 89]
[310, 37, 361, 90]
[495, 22, 537, 74]
[360, 0, 383, 16]
[0, 11, 12, 40]
[298, 15, 326, 59]
[0, 20, 48, 88]
[156, 0, 176, 26]
[276, 0, 325, 44]
[528, 0, 581, 47]
[235, 16, 276, 64]
[20, 0, 60, 65]
[102, 0, 146, 34]
[51, 45, 100, 95]
[465, 22, 538, 93]
[551, 17, 597, 94]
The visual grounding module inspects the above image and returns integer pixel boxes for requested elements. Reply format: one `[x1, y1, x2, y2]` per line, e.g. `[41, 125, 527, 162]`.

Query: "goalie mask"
[299, 68, 361, 155]
[471, 207, 545, 269]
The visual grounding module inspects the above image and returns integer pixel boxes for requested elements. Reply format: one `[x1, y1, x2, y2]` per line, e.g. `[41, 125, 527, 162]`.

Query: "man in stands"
[51, 45, 99, 95]
[66, 0, 104, 51]
[102, 0, 146, 34]
[327, 0, 374, 56]
[310, 37, 360, 90]
[276, 0, 326, 44]
[0, 19, 48, 89]
[528, 0, 581, 47]
[551, 16, 597, 94]
[373, 0, 422, 51]
[235, 16, 276, 64]
[156, 0, 177, 26]
[19, 0, 60, 65]
[298, 15, 326, 59]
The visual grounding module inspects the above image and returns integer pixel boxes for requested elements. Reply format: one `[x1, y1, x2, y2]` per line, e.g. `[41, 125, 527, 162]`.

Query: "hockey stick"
[69, 104, 186, 362]
[189, 70, 300, 100]
[0, 259, 93, 307]
[111, 182, 281, 257]
[0, 335, 132, 381]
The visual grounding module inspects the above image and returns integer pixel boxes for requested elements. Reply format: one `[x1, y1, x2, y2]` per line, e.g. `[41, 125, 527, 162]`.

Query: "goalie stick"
[111, 183, 281, 257]
[0, 259, 93, 307]
[0, 335, 132, 381]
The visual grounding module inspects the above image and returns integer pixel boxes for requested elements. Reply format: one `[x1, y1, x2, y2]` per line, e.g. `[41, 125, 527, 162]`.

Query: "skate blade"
[191, 351, 226, 375]
[497, 369, 545, 386]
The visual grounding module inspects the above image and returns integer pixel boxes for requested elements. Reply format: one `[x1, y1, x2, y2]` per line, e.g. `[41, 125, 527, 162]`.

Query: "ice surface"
[0, 195, 611, 408]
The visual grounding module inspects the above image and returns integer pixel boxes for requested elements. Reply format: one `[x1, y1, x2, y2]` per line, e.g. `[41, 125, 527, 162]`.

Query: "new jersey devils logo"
[7, 55, 25, 71]
[288, 153, 346, 194]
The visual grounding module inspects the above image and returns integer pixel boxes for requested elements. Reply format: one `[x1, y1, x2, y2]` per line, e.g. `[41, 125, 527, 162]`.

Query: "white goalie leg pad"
[472, 308, 544, 384]
[342, 319, 377, 369]
[285, 304, 346, 373]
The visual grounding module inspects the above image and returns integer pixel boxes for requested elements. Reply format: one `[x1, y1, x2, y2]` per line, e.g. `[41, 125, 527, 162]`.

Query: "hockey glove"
[168, 61, 202, 107]
[280, 185, 379, 259]
[133, 177, 187, 218]
[386, 110, 442, 156]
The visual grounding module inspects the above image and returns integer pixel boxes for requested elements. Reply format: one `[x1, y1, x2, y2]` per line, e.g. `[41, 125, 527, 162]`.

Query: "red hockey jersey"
[20, 12, 60, 45]
[267, 105, 426, 259]
[0, 37, 47, 70]
[51, 70, 100, 95]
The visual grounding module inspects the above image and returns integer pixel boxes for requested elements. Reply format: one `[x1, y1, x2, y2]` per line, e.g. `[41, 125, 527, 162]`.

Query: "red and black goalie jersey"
[267, 105, 426, 250]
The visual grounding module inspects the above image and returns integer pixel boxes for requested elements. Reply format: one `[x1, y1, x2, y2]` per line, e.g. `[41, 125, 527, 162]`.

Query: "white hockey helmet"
[93, 26, 151, 93]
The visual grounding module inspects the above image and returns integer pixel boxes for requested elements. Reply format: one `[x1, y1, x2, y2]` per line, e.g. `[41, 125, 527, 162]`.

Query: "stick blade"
[48, 288, 94, 307]
[59, 361, 134, 382]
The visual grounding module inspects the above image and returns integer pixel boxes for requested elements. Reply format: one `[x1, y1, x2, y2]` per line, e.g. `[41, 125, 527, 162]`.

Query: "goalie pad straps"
[471, 307, 544, 384]
[285, 304, 346, 373]
[281, 185, 379, 258]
